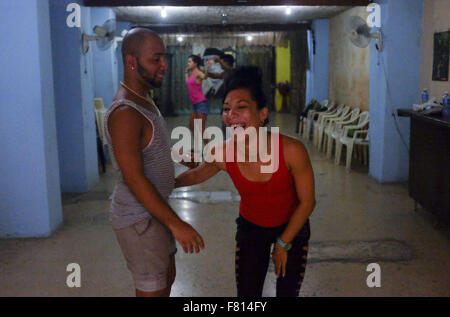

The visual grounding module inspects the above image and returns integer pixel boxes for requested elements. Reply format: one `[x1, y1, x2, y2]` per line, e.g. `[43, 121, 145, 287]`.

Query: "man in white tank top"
[106, 28, 204, 297]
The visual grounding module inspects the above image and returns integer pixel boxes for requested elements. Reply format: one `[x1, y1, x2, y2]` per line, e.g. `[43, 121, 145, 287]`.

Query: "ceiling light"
[161, 6, 167, 18]
[177, 36, 183, 42]
[246, 35, 253, 42]
[285, 6, 292, 15]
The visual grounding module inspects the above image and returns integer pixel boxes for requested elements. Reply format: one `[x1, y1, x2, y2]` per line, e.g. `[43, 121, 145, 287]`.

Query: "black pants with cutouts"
[235, 216, 310, 297]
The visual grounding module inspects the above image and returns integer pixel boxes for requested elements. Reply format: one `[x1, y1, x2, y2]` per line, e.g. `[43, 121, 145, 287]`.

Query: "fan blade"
[96, 38, 113, 51]
[349, 15, 371, 48]
[94, 26, 107, 37]
[356, 24, 371, 38]
[351, 36, 370, 48]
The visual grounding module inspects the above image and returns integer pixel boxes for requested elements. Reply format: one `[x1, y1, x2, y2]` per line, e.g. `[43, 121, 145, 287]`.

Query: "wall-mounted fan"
[349, 16, 383, 51]
[113, 29, 129, 51]
[82, 19, 116, 54]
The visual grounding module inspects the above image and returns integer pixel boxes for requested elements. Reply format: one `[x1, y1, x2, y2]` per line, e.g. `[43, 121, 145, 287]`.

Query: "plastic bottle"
[421, 89, 429, 104]
[442, 92, 450, 118]
[442, 92, 449, 106]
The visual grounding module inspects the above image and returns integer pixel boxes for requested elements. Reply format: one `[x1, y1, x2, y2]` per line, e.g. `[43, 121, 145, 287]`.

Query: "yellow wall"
[275, 41, 291, 111]
[420, 0, 450, 100]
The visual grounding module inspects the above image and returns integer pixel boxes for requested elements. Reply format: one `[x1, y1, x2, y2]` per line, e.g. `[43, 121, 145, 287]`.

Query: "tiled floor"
[1, 113, 449, 296]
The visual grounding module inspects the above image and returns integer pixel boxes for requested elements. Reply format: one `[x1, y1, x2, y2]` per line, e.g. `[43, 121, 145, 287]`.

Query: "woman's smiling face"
[222, 88, 268, 133]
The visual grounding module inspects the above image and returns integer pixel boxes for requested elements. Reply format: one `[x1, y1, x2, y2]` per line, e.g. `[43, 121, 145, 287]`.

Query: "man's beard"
[137, 60, 163, 88]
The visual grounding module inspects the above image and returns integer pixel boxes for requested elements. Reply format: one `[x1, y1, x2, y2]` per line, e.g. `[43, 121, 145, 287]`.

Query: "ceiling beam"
[83, 0, 371, 7]
[131, 23, 311, 34]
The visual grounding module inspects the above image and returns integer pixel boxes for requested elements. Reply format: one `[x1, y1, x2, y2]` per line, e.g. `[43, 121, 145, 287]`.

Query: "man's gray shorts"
[114, 217, 177, 292]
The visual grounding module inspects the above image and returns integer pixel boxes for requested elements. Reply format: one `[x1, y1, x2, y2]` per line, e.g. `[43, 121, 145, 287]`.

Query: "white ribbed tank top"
[104, 99, 175, 229]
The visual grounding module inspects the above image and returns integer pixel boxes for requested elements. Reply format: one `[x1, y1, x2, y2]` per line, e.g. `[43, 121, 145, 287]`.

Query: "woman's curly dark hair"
[223, 65, 269, 126]
[188, 55, 203, 67]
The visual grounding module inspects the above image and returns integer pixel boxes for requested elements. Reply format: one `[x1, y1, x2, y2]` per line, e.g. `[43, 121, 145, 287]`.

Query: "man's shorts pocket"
[133, 217, 152, 236]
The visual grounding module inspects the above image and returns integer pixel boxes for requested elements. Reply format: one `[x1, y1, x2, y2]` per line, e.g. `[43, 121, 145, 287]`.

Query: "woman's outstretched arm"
[175, 162, 221, 188]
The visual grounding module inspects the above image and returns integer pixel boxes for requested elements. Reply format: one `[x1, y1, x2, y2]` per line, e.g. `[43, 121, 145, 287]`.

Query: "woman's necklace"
[120, 81, 161, 116]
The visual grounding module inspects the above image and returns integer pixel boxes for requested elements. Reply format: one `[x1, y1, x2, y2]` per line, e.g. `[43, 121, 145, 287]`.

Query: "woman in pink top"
[185, 55, 210, 139]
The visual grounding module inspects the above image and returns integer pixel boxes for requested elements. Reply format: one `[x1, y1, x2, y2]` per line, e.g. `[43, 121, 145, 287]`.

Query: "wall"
[369, 0, 423, 183]
[275, 42, 291, 111]
[329, 7, 370, 110]
[50, 0, 99, 192]
[91, 8, 119, 108]
[306, 19, 330, 105]
[116, 21, 132, 86]
[420, 0, 450, 100]
[0, 0, 62, 237]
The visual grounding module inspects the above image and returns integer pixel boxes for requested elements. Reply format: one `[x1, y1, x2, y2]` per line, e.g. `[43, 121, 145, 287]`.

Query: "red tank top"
[225, 133, 299, 228]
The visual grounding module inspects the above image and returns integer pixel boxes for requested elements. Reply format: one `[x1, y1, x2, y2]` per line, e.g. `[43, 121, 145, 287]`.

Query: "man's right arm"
[108, 106, 204, 253]
[205, 71, 223, 80]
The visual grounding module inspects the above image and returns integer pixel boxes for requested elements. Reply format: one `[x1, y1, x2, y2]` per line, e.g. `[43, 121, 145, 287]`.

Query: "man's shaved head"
[121, 27, 167, 88]
[121, 27, 161, 63]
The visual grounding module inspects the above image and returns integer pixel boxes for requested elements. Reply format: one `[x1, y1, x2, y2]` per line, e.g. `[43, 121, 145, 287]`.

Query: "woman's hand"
[272, 243, 288, 278]
[185, 67, 190, 74]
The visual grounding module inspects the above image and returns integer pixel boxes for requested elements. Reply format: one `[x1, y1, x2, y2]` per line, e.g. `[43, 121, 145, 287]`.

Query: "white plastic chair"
[353, 130, 369, 167]
[301, 100, 331, 141]
[94, 98, 107, 145]
[300, 99, 326, 139]
[299, 100, 328, 139]
[310, 102, 344, 145]
[335, 113, 370, 172]
[325, 108, 362, 158]
[317, 105, 351, 151]
[316, 105, 349, 150]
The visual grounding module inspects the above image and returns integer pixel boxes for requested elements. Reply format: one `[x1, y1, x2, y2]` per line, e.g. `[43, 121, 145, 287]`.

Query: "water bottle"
[442, 92, 450, 118]
[442, 92, 449, 106]
[421, 89, 429, 104]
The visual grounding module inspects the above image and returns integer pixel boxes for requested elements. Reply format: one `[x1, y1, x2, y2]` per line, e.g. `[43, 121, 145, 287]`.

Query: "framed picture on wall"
[432, 31, 449, 81]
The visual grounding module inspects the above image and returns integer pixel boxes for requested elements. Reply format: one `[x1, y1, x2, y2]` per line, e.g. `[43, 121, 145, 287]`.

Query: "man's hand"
[170, 220, 205, 254]
[172, 149, 199, 169]
[272, 244, 288, 278]
[180, 151, 199, 169]
[180, 161, 199, 169]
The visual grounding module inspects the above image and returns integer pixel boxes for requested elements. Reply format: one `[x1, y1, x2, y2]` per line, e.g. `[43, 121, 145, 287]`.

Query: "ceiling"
[113, 6, 352, 25]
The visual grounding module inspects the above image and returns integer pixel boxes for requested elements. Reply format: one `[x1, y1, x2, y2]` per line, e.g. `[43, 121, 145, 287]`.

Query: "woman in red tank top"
[176, 66, 316, 297]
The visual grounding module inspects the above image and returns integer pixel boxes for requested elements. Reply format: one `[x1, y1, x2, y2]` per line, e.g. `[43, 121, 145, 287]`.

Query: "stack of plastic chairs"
[334, 112, 370, 172]
[301, 100, 331, 141]
[311, 103, 341, 145]
[304, 101, 338, 141]
[313, 104, 345, 149]
[299, 100, 326, 138]
[94, 98, 107, 146]
[324, 107, 361, 158]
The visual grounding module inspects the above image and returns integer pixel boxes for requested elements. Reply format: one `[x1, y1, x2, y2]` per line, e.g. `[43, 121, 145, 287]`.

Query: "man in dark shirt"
[205, 54, 234, 82]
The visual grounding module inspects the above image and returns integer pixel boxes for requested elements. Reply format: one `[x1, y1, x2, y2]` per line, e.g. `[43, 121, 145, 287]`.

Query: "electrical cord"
[379, 51, 411, 154]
